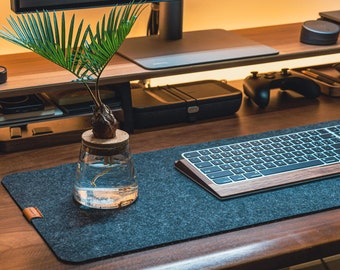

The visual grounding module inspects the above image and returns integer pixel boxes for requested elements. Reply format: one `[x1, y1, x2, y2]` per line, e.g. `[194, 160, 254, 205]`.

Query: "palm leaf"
[0, 2, 145, 106]
[0, 11, 88, 75]
[81, 3, 145, 79]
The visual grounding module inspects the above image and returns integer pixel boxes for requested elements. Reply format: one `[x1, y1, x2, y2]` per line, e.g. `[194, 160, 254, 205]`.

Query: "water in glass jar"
[74, 159, 138, 209]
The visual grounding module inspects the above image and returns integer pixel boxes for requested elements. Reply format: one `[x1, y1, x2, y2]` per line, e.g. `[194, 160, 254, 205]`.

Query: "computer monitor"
[10, 0, 278, 70]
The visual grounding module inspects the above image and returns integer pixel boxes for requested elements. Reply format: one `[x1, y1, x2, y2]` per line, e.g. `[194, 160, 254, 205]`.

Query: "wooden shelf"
[0, 23, 339, 97]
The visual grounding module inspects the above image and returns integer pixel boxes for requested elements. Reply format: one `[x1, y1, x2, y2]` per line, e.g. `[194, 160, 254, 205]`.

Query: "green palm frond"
[0, 2, 145, 106]
[82, 3, 144, 78]
[0, 11, 88, 75]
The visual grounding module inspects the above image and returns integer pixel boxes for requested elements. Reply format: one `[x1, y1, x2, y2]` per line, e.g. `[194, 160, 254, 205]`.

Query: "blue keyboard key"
[260, 160, 323, 176]
[202, 166, 221, 174]
[322, 156, 339, 164]
[230, 175, 246, 181]
[213, 177, 233, 184]
[244, 171, 263, 179]
[183, 152, 200, 158]
[196, 161, 212, 168]
[188, 157, 201, 163]
[208, 170, 233, 179]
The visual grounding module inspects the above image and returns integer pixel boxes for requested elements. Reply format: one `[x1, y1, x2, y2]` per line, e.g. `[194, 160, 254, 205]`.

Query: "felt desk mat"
[2, 120, 340, 264]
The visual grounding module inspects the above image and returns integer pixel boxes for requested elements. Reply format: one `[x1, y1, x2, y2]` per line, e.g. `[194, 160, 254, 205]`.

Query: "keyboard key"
[253, 158, 264, 164]
[292, 151, 304, 157]
[243, 166, 255, 172]
[183, 152, 200, 158]
[208, 170, 233, 179]
[244, 171, 263, 179]
[202, 166, 221, 174]
[253, 164, 266, 170]
[314, 152, 327, 159]
[263, 150, 275, 156]
[322, 156, 338, 164]
[199, 150, 211, 155]
[243, 154, 255, 160]
[222, 157, 233, 163]
[220, 146, 232, 151]
[231, 162, 243, 168]
[274, 160, 286, 166]
[333, 143, 340, 149]
[196, 161, 213, 168]
[320, 133, 334, 139]
[200, 156, 212, 162]
[240, 142, 252, 148]
[211, 154, 223, 159]
[210, 148, 222, 153]
[286, 158, 298, 164]
[261, 160, 323, 176]
[211, 160, 224, 165]
[213, 177, 233, 184]
[220, 164, 233, 170]
[230, 175, 246, 181]
[221, 152, 233, 158]
[253, 152, 265, 158]
[231, 168, 245, 174]
[294, 156, 308, 163]
[264, 162, 276, 169]
[242, 160, 254, 166]
[273, 154, 284, 160]
[188, 157, 201, 163]
[233, 156, 245, 162]
[262, 156, 274, 162]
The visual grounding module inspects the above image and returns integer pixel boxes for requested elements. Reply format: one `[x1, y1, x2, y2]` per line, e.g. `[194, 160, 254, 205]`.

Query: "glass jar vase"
[73, 129, 137, 209]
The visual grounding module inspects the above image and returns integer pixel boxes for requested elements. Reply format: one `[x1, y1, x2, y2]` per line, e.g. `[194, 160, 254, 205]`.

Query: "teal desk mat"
[2, 120, 340, 264]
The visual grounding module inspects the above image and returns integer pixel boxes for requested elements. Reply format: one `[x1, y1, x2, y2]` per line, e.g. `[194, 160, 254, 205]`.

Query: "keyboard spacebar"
[261, 160, 323, 176]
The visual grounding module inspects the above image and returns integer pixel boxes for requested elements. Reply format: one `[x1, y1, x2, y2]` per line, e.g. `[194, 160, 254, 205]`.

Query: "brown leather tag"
[23, 207, 43, 222]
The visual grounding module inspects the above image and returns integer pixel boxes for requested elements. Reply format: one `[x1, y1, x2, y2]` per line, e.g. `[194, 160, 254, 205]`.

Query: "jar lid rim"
[81, 129, 129, 149]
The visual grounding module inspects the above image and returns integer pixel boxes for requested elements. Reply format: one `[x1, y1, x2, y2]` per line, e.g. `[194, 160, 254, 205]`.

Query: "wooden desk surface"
[1, 80, 339, 270]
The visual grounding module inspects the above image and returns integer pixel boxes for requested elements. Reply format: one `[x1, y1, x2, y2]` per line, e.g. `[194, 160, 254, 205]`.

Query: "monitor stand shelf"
[0, 23, 339, 152]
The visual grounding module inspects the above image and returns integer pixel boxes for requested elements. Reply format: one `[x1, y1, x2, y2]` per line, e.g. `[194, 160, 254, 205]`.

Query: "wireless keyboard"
[175, 122, 340, 199]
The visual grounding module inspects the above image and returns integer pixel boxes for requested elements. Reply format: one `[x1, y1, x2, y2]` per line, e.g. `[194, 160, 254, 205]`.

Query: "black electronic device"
[0, 66, 7, 84]
[0, 94, 45, 114]
[293, 63, 340, 97]
[10, 0, 278, 70]
[132, 80, 242, 129]
[243, 68, 321, 108]
[300, 20, 339, 45]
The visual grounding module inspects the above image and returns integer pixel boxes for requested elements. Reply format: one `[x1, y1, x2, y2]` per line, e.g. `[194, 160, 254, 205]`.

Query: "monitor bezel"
[10, 0, 146, 13]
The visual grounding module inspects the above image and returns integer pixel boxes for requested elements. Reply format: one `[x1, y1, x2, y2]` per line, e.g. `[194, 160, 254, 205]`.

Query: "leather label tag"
[23, 207, 43, 222]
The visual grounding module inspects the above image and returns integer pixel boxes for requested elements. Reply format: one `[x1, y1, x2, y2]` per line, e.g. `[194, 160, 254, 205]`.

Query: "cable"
[321, 258, 331, 270]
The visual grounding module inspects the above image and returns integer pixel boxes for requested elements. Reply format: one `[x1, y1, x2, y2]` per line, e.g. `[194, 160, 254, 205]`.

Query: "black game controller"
[243, 68, 321, 108]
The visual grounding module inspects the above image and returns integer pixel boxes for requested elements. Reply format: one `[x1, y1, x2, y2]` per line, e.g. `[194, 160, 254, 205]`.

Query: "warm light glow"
[0, 0, 339, 80]
[1, 0, 339, 55]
